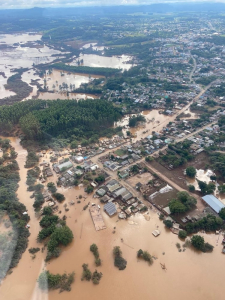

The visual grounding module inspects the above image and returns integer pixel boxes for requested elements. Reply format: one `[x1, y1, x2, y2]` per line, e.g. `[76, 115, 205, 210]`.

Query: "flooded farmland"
[69, 54, 134, 70]
[81, 43, 107, 51]
[0, 33, 63, 101]
[43, 69, 103, 93]
[0, 138, 225, 300]
[38, 92, 97, 100]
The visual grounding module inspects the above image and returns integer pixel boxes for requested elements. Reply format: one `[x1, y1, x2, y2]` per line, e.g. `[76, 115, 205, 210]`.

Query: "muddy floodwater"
[69, 54, 134, 70]
[43, 69, 103, 93]
[115, 110, 175, 141]
[0, 137, 225, 300]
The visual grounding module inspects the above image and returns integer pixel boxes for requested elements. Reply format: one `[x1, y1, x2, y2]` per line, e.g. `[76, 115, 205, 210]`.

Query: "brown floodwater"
[69, 54, 134, 71]
[115, 110, 174, 141]
[1, 138, 225, 300]
[186, 169, 214, 191]
[43, 69, 103, 93]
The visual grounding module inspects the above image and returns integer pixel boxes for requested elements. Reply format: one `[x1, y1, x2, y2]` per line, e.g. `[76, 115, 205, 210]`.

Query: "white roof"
[152, 230, 161, 237]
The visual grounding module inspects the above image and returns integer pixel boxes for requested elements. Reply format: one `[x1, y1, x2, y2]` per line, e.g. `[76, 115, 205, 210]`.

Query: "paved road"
[90, 81, 219, 200]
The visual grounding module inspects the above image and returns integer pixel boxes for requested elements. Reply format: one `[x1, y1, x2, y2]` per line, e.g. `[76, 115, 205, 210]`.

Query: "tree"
[218, 185, 225, 194]
[42, 206, 53, 216]
[71, 141, 78, 149]
[86, 185, 94, 194]
[145, 156, 153, 163]
[53, 192, 65, 203]
[219, 207, 225, 220]
[38, 271, 61, 290]
[90, 243, 98, 255]
[178, 230, 187, 239]
[169, 199, 186, 214]
[95, 175, 105, 184]
[137, 249, 144, 258]
[177, 191, 197, 210]
[189, 185, 195, 192]
[130, 164, 139, 174]
[198, 180, 208, 195]
[92, 270, 102, 285]
[81, 264, 92, 281]
[186, 166, 196, 178]
[47, 226, 73, 252]
[47, 182, 57, 194]
[114, 256, 127, 270]
[207, 182, 216, 194]
[113, 246, 122, 257]
[40, 215, 59, 228]
[210, 175, 217, 181]
[142, 251, 153, 264]
[163, 219, 173, 228]
[203, 242, 214, 253]
[191, 235, 205, 250]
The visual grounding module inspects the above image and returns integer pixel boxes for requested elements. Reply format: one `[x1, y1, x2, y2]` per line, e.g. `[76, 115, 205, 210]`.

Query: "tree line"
[0, 99, 123, 141]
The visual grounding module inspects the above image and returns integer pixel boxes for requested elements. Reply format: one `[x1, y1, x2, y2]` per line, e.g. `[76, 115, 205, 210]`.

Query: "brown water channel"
[0, 138, 225, 300]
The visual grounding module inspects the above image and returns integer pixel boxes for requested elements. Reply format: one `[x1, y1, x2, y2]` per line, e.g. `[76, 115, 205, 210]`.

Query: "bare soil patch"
[126, 172, 154, 188]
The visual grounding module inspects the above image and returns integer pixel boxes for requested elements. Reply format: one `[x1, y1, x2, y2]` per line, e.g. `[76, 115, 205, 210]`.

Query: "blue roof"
[202, 195, 225, 213]
[104, 202, 117, 216]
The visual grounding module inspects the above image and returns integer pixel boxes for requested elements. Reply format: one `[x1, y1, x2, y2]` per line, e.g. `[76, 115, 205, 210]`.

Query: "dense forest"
[0, 99, 123, 141]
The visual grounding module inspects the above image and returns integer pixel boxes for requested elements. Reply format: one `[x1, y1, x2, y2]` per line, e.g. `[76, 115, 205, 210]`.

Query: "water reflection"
[69, 54, 134, 70]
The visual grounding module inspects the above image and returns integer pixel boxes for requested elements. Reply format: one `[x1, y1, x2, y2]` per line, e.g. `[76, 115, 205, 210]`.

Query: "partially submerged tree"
[113, 246, 127, 270]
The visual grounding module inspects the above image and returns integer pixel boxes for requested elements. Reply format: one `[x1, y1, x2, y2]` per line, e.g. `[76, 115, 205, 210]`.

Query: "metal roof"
[58, 161, 73, 171]
[202, 195, 225, 213]
[104, 202, 117, 216]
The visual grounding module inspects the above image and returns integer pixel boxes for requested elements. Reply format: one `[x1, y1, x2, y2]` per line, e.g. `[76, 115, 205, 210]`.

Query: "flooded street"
[0, 138, 225, 300]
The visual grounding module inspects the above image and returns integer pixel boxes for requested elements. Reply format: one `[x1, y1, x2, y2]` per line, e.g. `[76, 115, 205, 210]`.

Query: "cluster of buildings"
[96, 179, 146, 218]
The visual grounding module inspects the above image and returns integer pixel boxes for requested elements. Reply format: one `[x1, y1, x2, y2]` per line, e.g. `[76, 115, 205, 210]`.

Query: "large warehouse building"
[202, 195, 225, 214]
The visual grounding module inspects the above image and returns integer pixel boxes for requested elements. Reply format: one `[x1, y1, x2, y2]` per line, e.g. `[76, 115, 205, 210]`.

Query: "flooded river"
[0, 138, 225, 300]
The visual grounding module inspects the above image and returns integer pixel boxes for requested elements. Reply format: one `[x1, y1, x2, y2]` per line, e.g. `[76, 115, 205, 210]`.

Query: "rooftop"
[202, 195, 225, 214]
[104, 202, 117, 216]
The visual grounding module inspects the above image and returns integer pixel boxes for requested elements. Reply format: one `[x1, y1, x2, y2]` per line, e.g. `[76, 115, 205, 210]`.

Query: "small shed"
[152, 230, 161, 237]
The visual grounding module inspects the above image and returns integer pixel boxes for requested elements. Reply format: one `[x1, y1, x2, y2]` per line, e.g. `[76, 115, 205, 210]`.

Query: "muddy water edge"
[0, 138, 225, 300]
